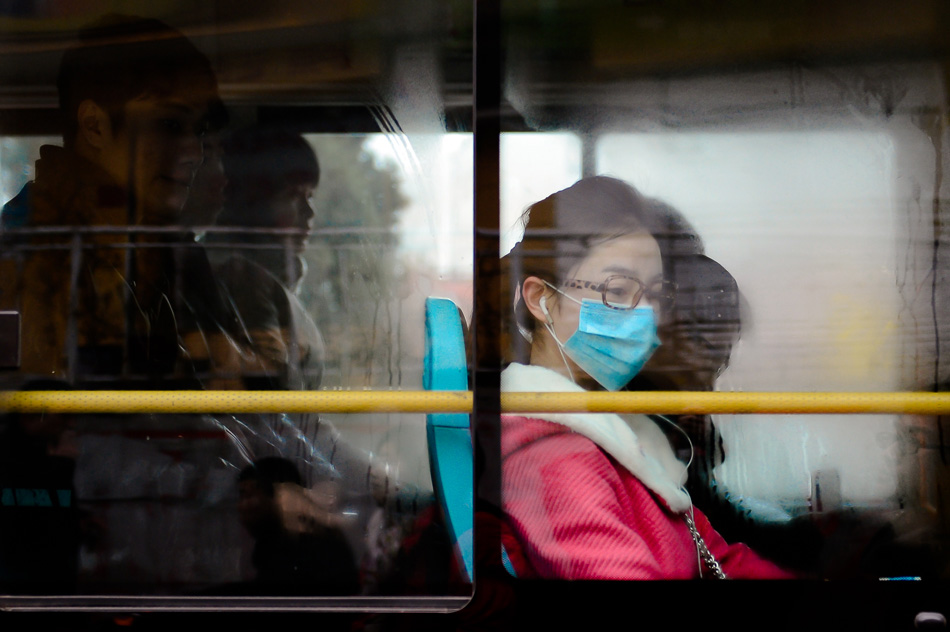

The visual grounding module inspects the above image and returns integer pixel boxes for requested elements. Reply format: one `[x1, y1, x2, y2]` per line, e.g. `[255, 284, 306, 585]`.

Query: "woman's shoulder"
[501, 414, 613, 473]
[502, 413, 582, 445]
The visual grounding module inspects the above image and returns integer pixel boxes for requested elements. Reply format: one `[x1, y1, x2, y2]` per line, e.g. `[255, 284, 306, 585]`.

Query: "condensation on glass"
[498, 4, 949, 581]
[0, 1, 474, 607]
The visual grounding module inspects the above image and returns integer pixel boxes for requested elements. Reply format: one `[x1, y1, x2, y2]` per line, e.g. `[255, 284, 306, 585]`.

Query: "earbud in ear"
[539, 295, 553, 324]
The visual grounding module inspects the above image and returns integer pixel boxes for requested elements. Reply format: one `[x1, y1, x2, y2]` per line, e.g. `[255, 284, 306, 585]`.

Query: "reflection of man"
[0, 15, 242, 385]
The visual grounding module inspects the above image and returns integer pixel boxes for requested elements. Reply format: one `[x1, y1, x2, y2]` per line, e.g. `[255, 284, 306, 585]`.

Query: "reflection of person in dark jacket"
[0, 15, 251, 388]
[207, 127, 325, 391]
[205, 128, 408, 544]
[237, 457, 360, 595]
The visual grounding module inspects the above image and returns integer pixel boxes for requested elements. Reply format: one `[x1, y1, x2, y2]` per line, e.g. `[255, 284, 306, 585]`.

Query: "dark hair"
[237, 457, 304, 497]
[640, 197, 704, 271]
[502, 176, 702, 361]
[501, 176, 743, 383]
[636, 254, 742, 391]
[57, 14, 220, 146]
[216, 127, 320, 227]
[507, 176, 649, 282]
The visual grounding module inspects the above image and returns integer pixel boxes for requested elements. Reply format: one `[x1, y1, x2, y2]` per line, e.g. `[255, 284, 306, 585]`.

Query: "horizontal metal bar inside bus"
[0, 390, 948, 415]
[2, 240, 395, 253]
[0, 225, 396, 237]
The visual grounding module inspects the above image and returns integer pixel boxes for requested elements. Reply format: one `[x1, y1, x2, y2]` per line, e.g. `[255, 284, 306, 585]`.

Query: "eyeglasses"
[562, 275, 676, 311]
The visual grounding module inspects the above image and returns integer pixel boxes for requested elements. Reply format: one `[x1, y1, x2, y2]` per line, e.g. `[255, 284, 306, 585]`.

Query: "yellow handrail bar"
[1, 390, 949, 415]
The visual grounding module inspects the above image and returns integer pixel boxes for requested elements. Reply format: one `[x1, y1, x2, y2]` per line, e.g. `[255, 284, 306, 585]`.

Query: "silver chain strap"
[684, 512, 727, 580]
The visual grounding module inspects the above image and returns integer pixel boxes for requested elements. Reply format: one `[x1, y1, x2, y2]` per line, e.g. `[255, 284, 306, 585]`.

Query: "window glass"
[498, 2, 949, 582]
[599, 130, 908, 502]
[0, 137, 58, 204]
[596, 127, 944, 575]
[0, 2, 474, 606]
[500, 132, 582, 256]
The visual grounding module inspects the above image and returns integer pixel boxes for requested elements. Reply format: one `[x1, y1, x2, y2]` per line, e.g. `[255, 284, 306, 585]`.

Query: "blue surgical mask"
[547, 296, 661, 391]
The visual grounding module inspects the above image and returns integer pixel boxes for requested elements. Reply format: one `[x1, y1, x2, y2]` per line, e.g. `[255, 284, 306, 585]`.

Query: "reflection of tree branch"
[298, 136, 406, 388]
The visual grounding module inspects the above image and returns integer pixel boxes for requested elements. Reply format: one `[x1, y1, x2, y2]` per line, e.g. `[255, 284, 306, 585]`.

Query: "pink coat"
[501, 413, 795, 580]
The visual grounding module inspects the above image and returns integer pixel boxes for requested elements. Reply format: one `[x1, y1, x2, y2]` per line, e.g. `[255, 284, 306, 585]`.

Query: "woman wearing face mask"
[499, 176, 793, 579]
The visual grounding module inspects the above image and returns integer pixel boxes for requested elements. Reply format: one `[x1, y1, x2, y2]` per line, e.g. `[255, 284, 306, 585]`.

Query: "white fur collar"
[502, 363, 691, 513]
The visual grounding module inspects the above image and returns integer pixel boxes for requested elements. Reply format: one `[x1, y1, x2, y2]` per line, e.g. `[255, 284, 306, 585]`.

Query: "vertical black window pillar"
[473, 0, 503, 574]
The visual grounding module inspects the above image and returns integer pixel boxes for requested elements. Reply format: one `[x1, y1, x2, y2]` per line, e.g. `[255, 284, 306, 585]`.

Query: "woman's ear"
[522, 276, 554, 325]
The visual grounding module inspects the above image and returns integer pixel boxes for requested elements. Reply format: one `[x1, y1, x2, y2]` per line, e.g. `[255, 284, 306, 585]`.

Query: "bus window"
[596, 126, 944, 577]
[496, 5, 949, 584]
[0, 2, 474, 607]
[500, 132, 583, 256]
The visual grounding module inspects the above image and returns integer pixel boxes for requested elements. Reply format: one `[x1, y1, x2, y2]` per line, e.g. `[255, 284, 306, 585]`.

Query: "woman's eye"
[606, 278, 637, 296]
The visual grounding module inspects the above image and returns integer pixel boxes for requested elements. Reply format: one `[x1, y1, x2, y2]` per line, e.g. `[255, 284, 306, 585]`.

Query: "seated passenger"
[206, 126, 325, 390]
[204, 128, 421, 561]
[499, 176, 795, 579]
[0, 15, 247, 387]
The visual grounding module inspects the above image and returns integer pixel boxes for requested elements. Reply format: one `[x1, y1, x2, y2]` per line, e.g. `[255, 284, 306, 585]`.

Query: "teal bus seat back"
[423, 297, 473, 583]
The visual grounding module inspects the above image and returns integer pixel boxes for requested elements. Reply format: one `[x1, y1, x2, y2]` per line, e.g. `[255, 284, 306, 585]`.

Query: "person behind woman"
[499, 176, 793, 579]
